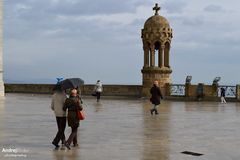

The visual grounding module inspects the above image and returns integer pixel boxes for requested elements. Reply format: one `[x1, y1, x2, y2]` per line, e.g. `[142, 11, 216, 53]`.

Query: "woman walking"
[150, 80, 163, 115]
[63, 89, 83, 150]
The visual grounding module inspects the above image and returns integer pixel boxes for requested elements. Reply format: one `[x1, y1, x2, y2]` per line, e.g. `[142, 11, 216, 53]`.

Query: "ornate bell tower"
[141, 3, 173, 97]
[0, 0, 4, 96]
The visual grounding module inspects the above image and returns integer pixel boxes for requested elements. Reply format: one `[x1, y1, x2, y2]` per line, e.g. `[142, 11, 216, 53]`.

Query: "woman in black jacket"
[63, 89, 83, 149]
[150, 80, 163, 115]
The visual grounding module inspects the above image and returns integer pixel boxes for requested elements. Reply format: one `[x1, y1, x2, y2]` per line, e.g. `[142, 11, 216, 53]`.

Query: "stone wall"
[185, 85, 197, 97]
[186, 84, 218, 100]
[5, 84, 55, 94]
[4, 84, 142, 97]
[81, 85, 142, 97]
[4, 83, 240, 101]
[184, 84, 238, 101]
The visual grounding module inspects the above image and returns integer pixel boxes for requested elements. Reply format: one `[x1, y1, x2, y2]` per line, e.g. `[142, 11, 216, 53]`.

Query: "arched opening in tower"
[154, 41, 161, 67]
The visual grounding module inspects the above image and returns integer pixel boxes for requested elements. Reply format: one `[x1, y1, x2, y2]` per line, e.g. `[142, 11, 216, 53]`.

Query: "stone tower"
[0, 0, 4, 96]
[141, 3, 173, 97]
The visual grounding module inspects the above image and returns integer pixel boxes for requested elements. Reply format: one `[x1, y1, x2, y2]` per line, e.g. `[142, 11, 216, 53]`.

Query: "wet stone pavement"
[0, 94, 240, 160]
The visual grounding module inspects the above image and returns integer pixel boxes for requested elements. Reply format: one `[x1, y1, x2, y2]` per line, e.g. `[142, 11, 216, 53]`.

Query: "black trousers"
[53, 117, 66, 145]
[66, 125, 78, 145]
[96, 92, 101, 100]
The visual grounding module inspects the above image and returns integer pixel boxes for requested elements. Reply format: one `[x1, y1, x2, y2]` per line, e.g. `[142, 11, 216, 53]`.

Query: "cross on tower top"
[153, 3, 160, 15]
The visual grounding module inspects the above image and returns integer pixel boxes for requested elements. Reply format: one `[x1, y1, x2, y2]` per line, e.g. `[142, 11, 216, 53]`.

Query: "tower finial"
[153, 3, 160, 15]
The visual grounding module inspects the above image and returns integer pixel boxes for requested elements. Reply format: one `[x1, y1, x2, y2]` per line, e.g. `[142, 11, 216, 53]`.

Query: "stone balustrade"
[4, 83, 240, 102]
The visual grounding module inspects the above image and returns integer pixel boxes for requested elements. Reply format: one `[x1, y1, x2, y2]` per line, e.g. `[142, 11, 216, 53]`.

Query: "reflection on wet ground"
[0, 94, 240, 160]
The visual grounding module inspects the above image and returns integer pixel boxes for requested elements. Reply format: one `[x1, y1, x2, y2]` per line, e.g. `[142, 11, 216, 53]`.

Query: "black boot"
[52, 141, 60, 150]
[64, 142, 71, 150]
[154, 109, 159, 115]
[150, 109, 154, 115]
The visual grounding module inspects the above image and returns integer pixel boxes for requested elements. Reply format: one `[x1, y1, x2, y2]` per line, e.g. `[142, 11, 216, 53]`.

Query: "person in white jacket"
[94, 80, 103, 102]
[51, 85, 67, 149]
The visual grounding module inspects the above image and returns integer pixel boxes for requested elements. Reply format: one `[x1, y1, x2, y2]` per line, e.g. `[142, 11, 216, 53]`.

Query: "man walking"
[51, 85, 67, 149]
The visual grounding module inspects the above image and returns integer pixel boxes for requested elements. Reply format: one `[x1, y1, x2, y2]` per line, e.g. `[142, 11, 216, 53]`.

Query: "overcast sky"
[3, 0, 240, 85]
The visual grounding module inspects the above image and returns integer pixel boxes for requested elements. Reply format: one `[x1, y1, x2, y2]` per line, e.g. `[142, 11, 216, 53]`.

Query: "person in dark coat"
[220, 87, 227, 103]
[63, 89, 83, 150]
[150, 80, 163, 115]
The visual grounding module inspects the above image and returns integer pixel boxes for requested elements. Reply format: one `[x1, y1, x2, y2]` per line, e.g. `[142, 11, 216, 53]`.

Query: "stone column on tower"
[0, 0, 4, 97]
[143, 45, 149, 67]
[150, 45, 155, 67]
[158, 48, 161, 68]
[161, 44, 165, 68]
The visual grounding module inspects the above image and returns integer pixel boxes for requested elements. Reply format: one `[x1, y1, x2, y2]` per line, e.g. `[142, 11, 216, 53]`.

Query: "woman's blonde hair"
[70, 89, 77, 96]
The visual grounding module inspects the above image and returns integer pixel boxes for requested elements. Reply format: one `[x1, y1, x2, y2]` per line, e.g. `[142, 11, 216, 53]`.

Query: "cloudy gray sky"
[3, 0, 240, 85]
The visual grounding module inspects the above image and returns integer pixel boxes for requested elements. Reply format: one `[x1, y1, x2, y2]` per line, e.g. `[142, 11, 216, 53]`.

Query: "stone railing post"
[212, 83, 218, 97]
[196, 83, 204, 101]
[185, 83, 190, 97]
[165, 83, 170, 96]
[237, 85, 240, 101]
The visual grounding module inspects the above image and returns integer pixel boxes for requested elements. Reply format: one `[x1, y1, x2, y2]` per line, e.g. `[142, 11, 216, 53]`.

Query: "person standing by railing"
[94, 80, 103, 102]
[220, 87, 227, 104]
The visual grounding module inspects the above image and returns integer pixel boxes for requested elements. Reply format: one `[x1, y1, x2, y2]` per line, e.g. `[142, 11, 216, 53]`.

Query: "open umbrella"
[59, 78, 84, 90]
